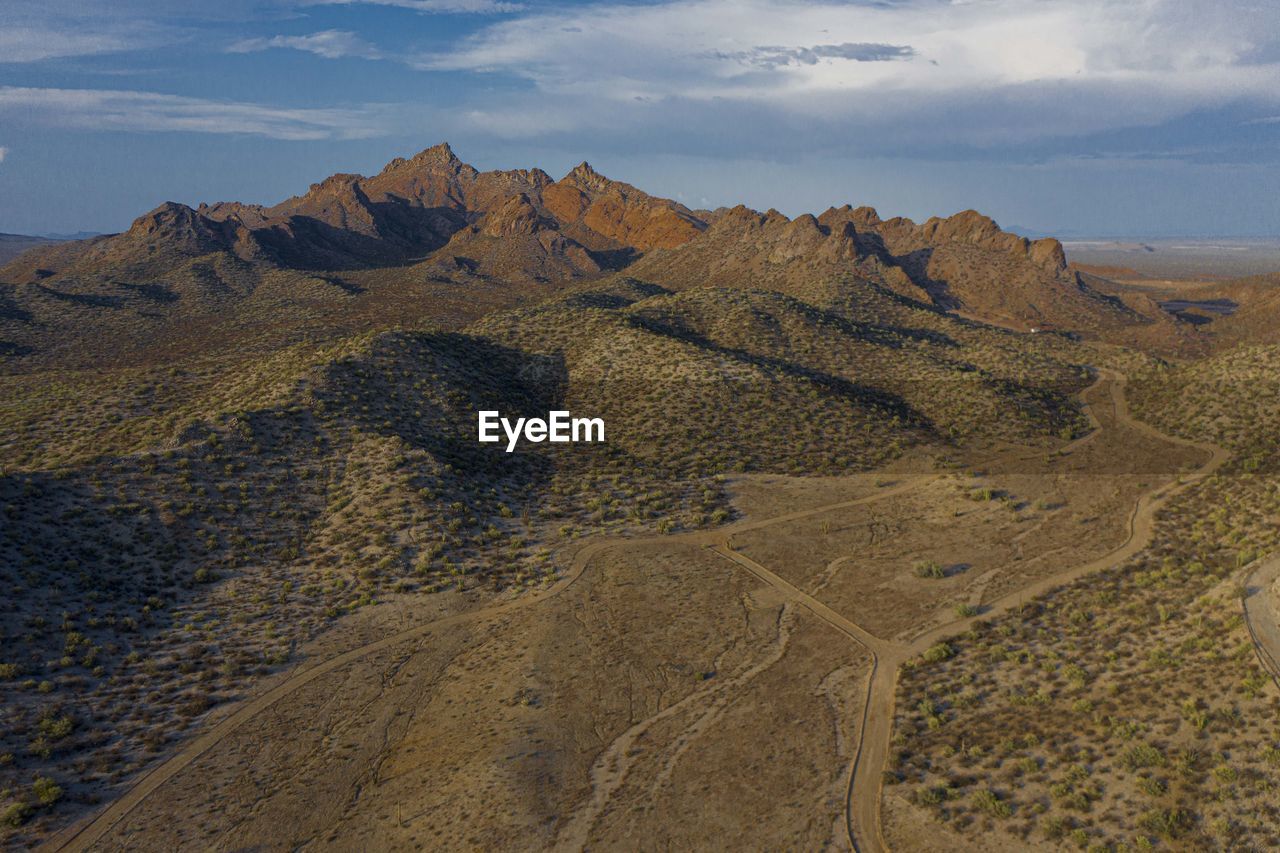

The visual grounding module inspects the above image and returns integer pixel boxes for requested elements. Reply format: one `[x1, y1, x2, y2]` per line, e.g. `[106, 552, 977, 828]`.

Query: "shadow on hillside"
[895, 247, 960, 310]
[254, 202, 468, 271]
[0, 468, 183, 683]
[621, 310, 931, 433]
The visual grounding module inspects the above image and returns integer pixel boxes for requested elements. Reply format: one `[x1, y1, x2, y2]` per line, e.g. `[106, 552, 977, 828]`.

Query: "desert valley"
[3, 142, 1280, 853]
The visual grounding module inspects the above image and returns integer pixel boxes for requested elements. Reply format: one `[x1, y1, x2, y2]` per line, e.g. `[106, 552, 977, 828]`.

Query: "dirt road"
[1243, 554, 1280, 686]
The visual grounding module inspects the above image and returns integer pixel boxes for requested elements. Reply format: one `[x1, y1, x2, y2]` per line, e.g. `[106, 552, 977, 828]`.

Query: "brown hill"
[625, 205, 902, 296]
[1169, 271, 1280, 346]
[220, 144, 702, 269]
[359, 142, 552, 212]
[0, 233, 61, 266]
[0, 202, 262, 282]
[821, 206, 1131, 329]
[2, 144, 708, 285]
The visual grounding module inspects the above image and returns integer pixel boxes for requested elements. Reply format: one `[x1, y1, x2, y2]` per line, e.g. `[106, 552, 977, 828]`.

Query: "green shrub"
[1138, 807, 1193, 839]
[922, 642, 955, 664]
[1119, 743, 1166, 771]
[914, 560, 945, 579]
[972, 789, 1012, 818]
[915, 785, 950, 807]
[1041, 814, 1068, 840]
[1138, 777, 1166, 797]
[32, 776, 62, 806]
[2, 802, 31, 828]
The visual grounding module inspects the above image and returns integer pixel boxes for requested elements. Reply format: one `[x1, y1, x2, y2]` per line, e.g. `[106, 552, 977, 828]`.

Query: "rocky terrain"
[2, 144, 1275, 851]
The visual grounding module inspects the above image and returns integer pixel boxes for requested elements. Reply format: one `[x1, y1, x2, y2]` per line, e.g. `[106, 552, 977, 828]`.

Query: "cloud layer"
[7, 0, 1279, 158]
[421, 0, 1280, 153]
[303, 0, 522, 13]
[229, 30, 384, 60]
[0, 24, 168, 63]
[0, 87, 387, 140]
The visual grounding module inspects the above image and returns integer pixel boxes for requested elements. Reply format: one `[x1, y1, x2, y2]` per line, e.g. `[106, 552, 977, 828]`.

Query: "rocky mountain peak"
[127, 202, 214, 239]
[306, 173, 366, 197]
[412, 142, 461, 165]
[117, 201, 250, 258]
[375, 142, 476, 182]
[562, 161, 612, 193]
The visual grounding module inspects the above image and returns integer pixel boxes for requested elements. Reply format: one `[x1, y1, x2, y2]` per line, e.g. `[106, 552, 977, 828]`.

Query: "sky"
[1, 0, 1279, 237]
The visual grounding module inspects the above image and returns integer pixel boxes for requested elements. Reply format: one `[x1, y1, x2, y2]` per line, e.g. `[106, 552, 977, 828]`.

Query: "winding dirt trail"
[47, 368, 1225, 853]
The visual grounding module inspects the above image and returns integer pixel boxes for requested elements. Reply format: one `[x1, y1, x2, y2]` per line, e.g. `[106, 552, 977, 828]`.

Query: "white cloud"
[0, 25, 166, 63]
[420, 0, 1280, 146]
[0, 87, 387, 141]
[228, 30, 384, 60]
[0, 147, 8, 163]
[303, 0, 522, 13]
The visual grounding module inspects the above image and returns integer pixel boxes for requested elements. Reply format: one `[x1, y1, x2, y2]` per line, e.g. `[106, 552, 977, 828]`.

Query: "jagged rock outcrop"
[361, 143, 553, 213]
[628, 200, 1142, 332]
[479, 194, 558, 238]
[544, 162, 706, 251]
[271, 174, 380, 236]
[0, 142, 1160, 339]
[625, 204, 898, 299]
[1, 144, 712, 282]
[198, 200, 272, 228]
[124, 202, 245, 255]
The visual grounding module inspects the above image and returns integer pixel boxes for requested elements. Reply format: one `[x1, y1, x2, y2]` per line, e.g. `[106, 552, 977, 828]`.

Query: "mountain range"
[0, 142, 1204, 368]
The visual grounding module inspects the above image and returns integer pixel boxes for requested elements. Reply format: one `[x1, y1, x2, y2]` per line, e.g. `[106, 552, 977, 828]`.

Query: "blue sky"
[2, 0, 1279, 237]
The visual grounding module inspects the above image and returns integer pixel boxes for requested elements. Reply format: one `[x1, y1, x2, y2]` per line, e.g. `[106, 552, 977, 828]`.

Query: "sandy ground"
[72, 543, 868, 852]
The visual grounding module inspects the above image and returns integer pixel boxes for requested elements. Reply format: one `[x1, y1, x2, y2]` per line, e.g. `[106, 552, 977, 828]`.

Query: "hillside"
[1183, 272, 1280, 346]
[626, 204, 1199, 354]
[0, 254, 1101, 844]
[0, 143, 1247, 848]
[0, 234, 61, 266]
